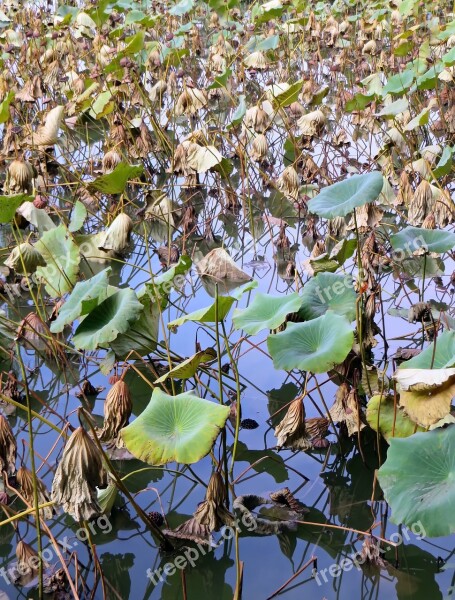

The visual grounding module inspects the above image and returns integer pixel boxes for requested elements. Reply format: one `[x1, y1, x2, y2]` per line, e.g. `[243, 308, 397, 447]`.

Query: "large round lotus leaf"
[72, 288, 143, 351]
[307, 172, 384, 219]
[232, 292, 302, 335]
[391, 226, 455, 255]
[267, 312, 354, 373]
[120, 389, 230, 465]
[378, 426, 455, 537]
[298, 273, 357, 321]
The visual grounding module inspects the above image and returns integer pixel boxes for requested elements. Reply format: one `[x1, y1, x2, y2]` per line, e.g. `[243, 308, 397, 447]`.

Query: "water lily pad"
[378, 426, 455, 537]
[267, 312, 354, 373]
[35, 225, 80, 296]
[366, 394, 424, 441]
[72, 288, 143, 350]
[391, 227, 455, 255]
[307, 172, 384, 219]
[232, 292, 302, 335]
[298, 273, 357, 321]
[120, 389, 230, 465]
[50, 268, 112, 333]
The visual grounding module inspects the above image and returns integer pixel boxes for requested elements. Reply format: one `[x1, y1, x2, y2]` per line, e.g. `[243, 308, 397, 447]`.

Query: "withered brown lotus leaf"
[297, 109, 326, 137]
[25, 105, 64, 147]
[408, 179, 433, 226]
[250, 134, 268, 163]
[196, 248, 251, 285]
[5, 242, 46, 275]
[277, 166, 299, 200]
[17, 466, 53, 520]
[99, 380, 132, 443]
[163, 517, 212, 546]
[102, 149, 122, 174]
[0, 414, 16, 476]
[274, 397, 312, 450]
[329, 383, 366, 436]
[14, 540, 48, 584]
[98, 213, 133, 254]
[6, 159, 35, 194]
[395, 170, 413, 207]
[51, 426, 108, 521]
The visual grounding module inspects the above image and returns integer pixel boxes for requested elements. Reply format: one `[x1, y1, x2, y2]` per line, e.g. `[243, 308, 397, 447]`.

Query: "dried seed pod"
[6, 159, 35, 194]
[148, 511, 164, 527]
[98, 213, 133, 255]
[0, 414, 16, 476]
[17, 467, 53, 519]
[240, 418, 259, 430]
[51, 426, 108, 521]
[99, 380, 132, 442]
[5, 242, 45, 274]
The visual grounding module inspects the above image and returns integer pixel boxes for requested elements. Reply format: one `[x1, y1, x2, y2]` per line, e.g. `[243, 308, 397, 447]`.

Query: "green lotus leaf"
[232, 292, 302, 335]
[110, 287, 160, 358]
[298, 273, 357, 321]
[87, 162, 144, 194]
[167, 297, 235, 329]
[35, 224, 80, 296]
[155, 348, 217, 383]
[72, 288, 143, 350]
[145, 255, 192, 307]
[68, 200, 87, 232]
[400, 331, 455, 369]
[390, 226, 455, 255]
[0, 193, 33, 223]
[267, 312, 354, 373]
[50, 268, 112, 333]
[307, 172, 384, 219]
[120, 388, 230, 465]
[377, 426, 455, 537]
[366, 394, 424, 441]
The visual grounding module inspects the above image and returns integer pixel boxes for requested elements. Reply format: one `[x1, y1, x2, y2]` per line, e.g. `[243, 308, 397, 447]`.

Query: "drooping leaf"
[432, 146, 453, 179]
[155, 348, 217, 383]
[298, 273, 357, 321]
[390, 226, 455, 255]
[87, 162, 144, 194]
[376, 98, 409, 117]
[377, 426, 455, 537]
[0, 90, 14, 124]
[167, 297, 235, 329]
[0, 194, 33, 223]
[232, 292, 302, 335]
[72, 288, 143, 351]
[50, 268, 112, 333]
[366, 394, 424, 441]
[169, 0, 194, 16]
[120, 388, 230, 465]
[267, 312, 354, 373]
[68, 200, 87, 232]
[35, 225, 80, 296]
[271, 80, 303, 109]
[228, 95, 246, 129]
[307, 172, 384, 219]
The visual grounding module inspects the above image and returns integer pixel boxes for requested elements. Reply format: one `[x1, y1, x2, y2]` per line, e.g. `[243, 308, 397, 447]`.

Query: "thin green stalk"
[16, 342, 43, 596]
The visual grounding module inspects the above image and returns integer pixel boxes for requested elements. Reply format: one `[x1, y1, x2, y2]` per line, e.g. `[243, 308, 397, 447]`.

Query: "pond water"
[0, 0, 454, 599]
